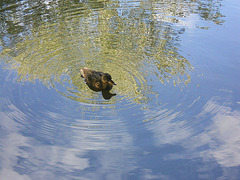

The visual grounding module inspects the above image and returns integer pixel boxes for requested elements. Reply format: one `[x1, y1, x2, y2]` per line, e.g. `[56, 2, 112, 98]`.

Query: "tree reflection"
[0, 0, 225, 102]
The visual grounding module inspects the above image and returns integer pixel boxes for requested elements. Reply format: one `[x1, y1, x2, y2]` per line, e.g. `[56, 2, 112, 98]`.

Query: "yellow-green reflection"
[0, 0, 224, 103]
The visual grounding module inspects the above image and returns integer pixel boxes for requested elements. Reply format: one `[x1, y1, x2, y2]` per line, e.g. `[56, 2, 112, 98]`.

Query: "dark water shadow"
[85, 83, 116, 100]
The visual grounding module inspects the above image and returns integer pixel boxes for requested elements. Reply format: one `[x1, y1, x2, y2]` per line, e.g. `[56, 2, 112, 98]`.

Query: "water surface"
[0, 0, 240, 179]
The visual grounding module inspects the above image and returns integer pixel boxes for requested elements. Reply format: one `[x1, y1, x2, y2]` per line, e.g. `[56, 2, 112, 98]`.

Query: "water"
[0, 0, 240, 179]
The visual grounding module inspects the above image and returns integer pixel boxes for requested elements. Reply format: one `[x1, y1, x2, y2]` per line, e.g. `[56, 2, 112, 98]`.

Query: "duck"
[80, 67, 116, 92]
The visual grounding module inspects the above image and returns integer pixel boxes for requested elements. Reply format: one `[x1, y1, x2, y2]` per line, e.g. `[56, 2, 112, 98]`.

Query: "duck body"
[80, 67, 116, 91]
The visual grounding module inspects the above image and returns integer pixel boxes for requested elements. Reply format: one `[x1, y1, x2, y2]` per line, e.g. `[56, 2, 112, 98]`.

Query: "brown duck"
[80, 67, 116, 92]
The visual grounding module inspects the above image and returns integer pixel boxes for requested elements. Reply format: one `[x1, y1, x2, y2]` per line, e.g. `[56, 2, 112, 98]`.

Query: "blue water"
[0, 0, 240, 179]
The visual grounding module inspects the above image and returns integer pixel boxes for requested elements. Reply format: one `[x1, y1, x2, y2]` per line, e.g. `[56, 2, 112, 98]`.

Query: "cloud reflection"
[146, 96, 240, 168]
[197, 98, 240, 167]
[0, 100, 136, 179]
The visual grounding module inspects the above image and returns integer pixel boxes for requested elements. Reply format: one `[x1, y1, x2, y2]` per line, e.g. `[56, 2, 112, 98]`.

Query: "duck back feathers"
[80, 67, 116, 91]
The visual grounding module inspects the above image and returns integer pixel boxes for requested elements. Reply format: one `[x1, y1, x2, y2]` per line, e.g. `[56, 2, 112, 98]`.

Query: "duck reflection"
[80, 67, 116, 100]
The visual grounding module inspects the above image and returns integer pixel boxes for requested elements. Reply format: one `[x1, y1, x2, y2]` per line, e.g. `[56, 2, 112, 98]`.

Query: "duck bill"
[109, 80, 116, 86]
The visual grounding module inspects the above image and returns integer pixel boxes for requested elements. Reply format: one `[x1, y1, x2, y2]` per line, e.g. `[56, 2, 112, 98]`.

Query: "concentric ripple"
[2, 0, 238, 179]
[0, 0, 224, 130]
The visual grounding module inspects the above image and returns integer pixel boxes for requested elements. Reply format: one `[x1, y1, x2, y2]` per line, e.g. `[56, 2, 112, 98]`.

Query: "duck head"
[102, 73, 116, 87]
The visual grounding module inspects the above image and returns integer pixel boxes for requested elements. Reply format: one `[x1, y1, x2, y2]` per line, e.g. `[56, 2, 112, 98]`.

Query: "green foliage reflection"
[0, 0, 224, 102]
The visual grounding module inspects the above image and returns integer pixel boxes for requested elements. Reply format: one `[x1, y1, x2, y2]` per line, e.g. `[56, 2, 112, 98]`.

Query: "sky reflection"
[0, 0, 240, 179]
[147, 96, 240, 170]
